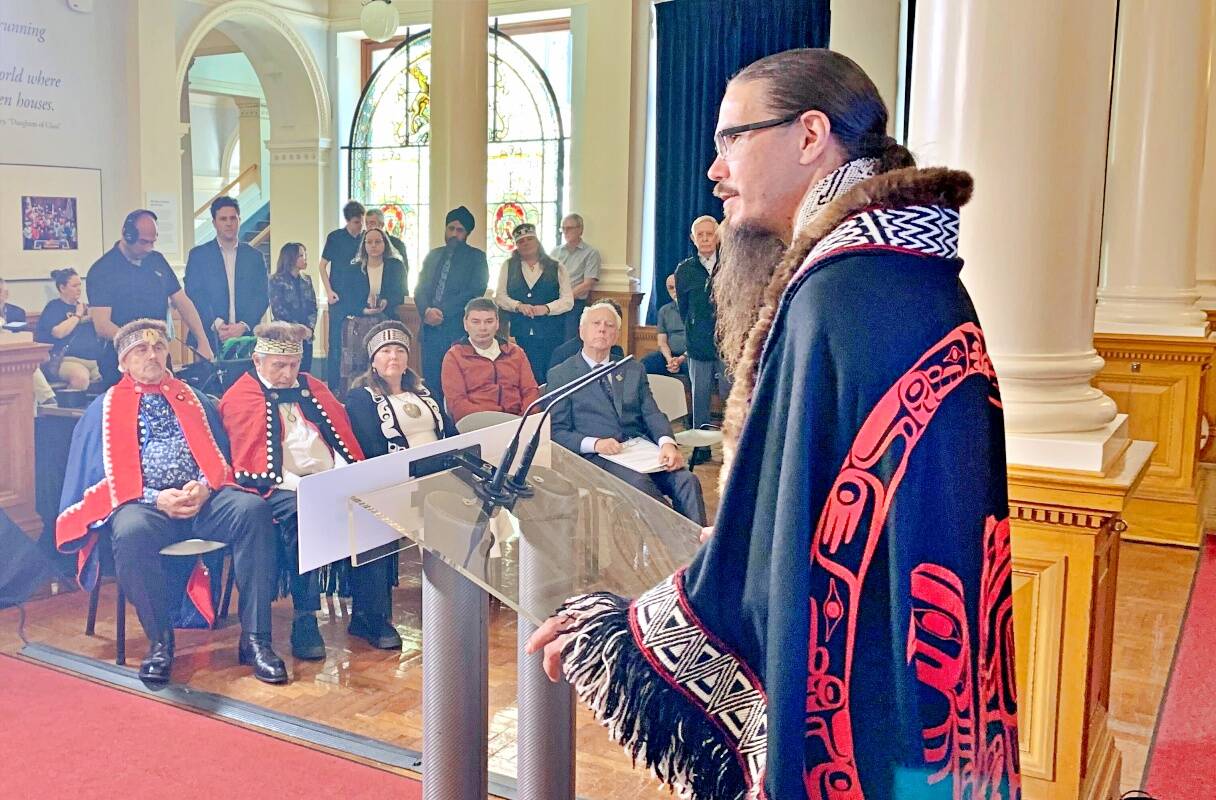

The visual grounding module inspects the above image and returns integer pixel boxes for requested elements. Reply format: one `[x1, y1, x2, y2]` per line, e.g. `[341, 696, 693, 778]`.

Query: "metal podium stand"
[343, 444, 702, 800]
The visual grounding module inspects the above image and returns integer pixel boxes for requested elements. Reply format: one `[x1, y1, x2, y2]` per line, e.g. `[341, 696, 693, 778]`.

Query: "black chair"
[85, 532, 235, 665]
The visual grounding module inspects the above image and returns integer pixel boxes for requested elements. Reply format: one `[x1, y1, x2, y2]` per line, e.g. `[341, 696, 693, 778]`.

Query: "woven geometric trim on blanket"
[630, 569, 769, 797]
[795, 204, 961, 282]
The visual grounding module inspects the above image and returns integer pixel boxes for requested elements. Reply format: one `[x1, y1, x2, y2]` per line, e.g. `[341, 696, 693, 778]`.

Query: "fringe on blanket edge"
[558, 591, 749, 800]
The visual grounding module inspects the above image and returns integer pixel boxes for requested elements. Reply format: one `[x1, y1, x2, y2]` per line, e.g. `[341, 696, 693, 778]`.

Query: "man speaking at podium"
[547, 302, 706, 526]
[529, 49, 1019, 800]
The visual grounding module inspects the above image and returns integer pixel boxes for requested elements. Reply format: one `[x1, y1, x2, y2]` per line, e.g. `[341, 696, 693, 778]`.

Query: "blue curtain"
[649, 0, 831, 322]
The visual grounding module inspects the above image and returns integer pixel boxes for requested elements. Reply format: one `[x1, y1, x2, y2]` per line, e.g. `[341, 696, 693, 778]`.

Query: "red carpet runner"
[0, 654, 423, 799]
[1145, 536, 1216, 798]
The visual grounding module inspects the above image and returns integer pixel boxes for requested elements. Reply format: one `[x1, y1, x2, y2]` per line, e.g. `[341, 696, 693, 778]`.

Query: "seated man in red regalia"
[220, 322, 400, 661]
[56, 319, 286, 686]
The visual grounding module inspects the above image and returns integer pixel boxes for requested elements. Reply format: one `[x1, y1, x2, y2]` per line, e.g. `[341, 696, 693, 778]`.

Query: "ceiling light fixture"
[360, 0, 400, 43]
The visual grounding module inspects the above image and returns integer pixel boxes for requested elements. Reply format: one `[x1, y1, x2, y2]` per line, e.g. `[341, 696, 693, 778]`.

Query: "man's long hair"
[712, 49, 916, 372]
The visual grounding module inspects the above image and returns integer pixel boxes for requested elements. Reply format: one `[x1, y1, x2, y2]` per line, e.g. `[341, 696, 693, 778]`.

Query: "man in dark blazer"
[547, 303, 706, 525]
[184, 196, 269, 354]
[674, 214, 731, 467]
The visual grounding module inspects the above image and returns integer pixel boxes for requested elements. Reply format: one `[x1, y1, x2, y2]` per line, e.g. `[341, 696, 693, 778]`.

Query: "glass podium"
[344, 444, 702, 800]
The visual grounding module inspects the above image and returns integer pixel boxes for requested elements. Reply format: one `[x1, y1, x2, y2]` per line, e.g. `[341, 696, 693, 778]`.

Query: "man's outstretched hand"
[524, 613, 576, 682]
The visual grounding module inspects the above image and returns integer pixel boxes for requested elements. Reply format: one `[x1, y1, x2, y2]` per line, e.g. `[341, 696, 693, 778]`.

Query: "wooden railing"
[249, 225, 271, 248]
[194, 164, 259, 219]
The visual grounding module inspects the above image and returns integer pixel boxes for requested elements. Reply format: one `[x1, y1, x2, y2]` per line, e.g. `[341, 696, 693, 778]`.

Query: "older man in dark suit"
[184, 196, 270, 354]
[547, 303, 706, 525]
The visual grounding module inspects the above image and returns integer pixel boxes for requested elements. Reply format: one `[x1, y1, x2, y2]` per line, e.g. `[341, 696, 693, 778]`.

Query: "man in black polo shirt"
[87, 209, 214, 387]
[318, 200, 365, 389]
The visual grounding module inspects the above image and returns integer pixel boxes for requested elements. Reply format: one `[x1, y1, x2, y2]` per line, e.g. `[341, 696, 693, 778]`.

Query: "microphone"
[506, 355, 633, 493]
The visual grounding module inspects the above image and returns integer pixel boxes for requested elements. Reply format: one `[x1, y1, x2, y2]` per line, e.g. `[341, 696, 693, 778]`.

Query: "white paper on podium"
[296, 415, 549, 572]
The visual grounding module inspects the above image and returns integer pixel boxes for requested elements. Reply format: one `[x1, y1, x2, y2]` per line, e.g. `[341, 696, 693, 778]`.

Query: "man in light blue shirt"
[552, 213, 603, 338]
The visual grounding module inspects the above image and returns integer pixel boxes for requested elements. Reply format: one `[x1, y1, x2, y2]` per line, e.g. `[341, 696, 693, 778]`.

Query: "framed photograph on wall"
[0, 164, 102, 279]
[22, 196, 79, 251]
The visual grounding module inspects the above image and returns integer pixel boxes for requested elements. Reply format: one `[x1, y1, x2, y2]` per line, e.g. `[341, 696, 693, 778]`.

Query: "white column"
[1095, 0, 1213, 336]
[429, 0, 489, 252]
[133, 0, 186, 264]
[180, 81, 196, 252]
[908, 0, 1123, 469]
[570, 0, 649, 291]
[234, 97, 265, 193]
[1191, 10, 1216, 309]
[266, 139, 329, 271]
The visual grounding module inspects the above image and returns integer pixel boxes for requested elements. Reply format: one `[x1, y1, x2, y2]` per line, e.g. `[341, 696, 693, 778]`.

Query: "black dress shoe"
[348, 613, 403, 650]
[238, 634, 288, 684]
[290, 615, 326, 661]
[139, 631, 175, 686]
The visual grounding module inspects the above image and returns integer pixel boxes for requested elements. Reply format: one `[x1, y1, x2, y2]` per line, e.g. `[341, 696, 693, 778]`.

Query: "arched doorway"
[177, 2, 331, 266]
[184, 47, 269, 249]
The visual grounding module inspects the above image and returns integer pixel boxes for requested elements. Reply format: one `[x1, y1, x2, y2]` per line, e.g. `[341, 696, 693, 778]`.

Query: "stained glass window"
[349, 24, 570, 290]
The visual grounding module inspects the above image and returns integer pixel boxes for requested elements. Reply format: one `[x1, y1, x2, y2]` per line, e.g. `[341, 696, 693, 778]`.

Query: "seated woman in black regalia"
[344, 320, 453, 457]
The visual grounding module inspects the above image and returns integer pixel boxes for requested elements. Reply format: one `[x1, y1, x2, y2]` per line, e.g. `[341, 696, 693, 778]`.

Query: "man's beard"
[713, 221, 788, 372]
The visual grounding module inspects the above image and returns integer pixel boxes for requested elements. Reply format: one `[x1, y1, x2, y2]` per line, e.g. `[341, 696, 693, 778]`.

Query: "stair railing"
[194, 164, 259, 219]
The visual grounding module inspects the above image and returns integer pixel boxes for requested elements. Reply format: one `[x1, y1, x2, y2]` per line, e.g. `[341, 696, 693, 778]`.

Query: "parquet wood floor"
[0, 458, 1199, 798]
[1109, 540, 1199, 793]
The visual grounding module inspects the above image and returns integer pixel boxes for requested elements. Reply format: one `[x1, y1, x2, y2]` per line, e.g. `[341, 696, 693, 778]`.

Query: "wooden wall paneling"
[587, 290, 642, 354]
[1010, 550, 1066, 781]
[1007, 440, 1152, 800]
[1094, 334, 1216, 547]
[0, 339, 51, 538]
[633, 325, 657, 357]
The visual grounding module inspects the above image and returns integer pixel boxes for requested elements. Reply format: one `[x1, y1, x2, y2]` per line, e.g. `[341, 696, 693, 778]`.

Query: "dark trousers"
[420, 326, 458, 409]
[325, 308, 354, 390]
[109, 487, 277, 640]
[565, 299, 587, 340]
[516, 330, 564, 384]
[266, 489, 393, 620]
[641, 350, 688, 376]
[587, 454, 707, 526]
[301, 339, 314, 374]
[688, 357, 731, 429]
[99, 344, 120, 389]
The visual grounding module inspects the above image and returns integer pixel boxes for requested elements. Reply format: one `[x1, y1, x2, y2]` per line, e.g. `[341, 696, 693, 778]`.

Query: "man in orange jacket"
[441, 297, 540, 423]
